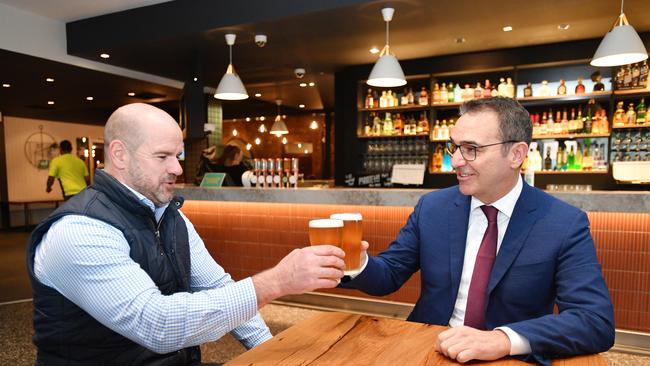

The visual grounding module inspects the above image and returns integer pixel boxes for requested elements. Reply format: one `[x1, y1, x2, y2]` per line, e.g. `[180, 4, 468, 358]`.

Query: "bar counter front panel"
[177, 187, 650, 333]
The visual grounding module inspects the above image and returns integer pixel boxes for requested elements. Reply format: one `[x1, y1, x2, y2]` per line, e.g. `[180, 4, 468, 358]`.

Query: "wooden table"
[226, 312, 606, 366]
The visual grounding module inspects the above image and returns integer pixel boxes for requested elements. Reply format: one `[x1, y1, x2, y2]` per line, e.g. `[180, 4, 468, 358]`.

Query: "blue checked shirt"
[34, 185, 272, 354]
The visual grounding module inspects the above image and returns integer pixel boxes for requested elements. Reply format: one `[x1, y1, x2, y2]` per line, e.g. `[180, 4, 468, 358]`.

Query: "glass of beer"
[330, 213, 363, 275]
[308, 219, 343, 247]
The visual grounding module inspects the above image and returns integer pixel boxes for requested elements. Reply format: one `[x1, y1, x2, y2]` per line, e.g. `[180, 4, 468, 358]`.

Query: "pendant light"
[270, 99, 289, 136]
[214, 34, 249, 100]
[367, 7, 406, 88]
[591, 0, 648, 67]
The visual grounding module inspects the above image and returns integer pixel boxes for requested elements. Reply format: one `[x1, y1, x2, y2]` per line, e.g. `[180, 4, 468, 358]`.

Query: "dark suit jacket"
[344, 183, 614, 364]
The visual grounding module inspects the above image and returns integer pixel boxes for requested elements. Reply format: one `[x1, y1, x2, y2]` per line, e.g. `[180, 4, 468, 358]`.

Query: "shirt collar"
[470, 175, 523, 219]
[121, 183, 169, 222]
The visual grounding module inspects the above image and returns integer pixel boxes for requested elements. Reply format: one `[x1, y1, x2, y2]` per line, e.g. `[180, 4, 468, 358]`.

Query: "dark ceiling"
[2, 0, 650, 124]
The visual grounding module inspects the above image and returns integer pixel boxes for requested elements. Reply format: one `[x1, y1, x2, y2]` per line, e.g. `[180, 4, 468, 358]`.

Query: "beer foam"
[309, 219, 343, 228]
[330, 213, 362, 221]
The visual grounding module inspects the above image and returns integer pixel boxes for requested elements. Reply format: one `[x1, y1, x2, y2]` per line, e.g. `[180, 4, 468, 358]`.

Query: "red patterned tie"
[464, 205, 499, 330]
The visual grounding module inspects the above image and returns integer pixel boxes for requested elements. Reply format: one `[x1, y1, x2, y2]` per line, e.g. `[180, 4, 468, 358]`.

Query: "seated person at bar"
[344, 97, 614, 365]
[211, 145, 249, 186]
[27, 103, 346, 365]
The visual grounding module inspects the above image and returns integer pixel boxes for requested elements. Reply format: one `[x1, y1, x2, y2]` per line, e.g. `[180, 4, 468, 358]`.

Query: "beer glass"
[330, 213, 363, 275]
[308, 219, 343, 247]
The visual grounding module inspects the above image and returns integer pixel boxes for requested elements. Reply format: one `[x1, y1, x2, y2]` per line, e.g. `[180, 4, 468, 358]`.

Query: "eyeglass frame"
[445, 140, 520, 161]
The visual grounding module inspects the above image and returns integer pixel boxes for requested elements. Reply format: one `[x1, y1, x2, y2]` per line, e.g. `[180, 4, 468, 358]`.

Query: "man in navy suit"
[344, 97, 614, 365]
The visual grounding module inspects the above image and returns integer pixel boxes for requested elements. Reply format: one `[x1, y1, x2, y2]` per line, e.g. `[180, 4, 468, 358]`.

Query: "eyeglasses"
[446, 140, 519, 161]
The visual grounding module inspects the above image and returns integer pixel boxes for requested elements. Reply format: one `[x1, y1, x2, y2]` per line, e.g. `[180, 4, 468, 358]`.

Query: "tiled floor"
[2, 228, 650, 365]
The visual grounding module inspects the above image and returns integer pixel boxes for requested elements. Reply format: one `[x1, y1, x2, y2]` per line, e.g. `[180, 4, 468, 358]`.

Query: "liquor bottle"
[614, 101, 626, 127]
[540, 111, 548, 135]
[560, 109, 569, 134]
[593, 73, 605, 92]
[379, 91, 387, 108]
[432, 145, 443, 172]
[432, 83, 441, 104]
[483, 80, 492, 98]
[574, 142, 583, 171]
[447, 83, 455, 102]
[575, 77, 586, 94]
[557, 79, 567, 95]
[373, 90, 379, 108]
[616, 66, 625, 89]
[394, 113, 404, 135]
[584, 109, 592, 135]
[640, 60, 649, 88]
[637, 98, 646, 124]
[364, 113, 373, 136]
[440, 82, 448, 103]
[490, 84, 498, 97]
[417, 112, 429, 134]
[506, 77, 515, 98]
[544, 150, 553, 171]
[532, 113, 540, 136]
[419, 86, 429, 106]
[623, 64, 632, 88]
[386, 90, 395, 107]
[407, 88, 415, 105]
[401, 88, 409, 106]
[632, 63, 641, 87]
[626, 103, 637, 124]
[576, 109, 584, 132]
[568, 108, 576, 133]
[383, 112, 394, 135]
[432, 120, 440, 140]
[566, 143, 575, 170]
[553, 110, 562, 134]
[440, 119, 449, 140]
[523, 82, 533, 97]
[365, 89, 374, 109]
[591, 110, 601, 134]
[448, 119, 455, 135]
[441, 149, 452, 172]
[538, 80, 551, 96]
[497, 77, 507, 97]
[547, 109, 555, 134]
[409, 115, 417, 135]
[474, 82, 483, 99]
[464, 84, 474, 101]
[582, 144, 593, 171]
[372, 113, 382, 136]
[556, 145, 566, 171]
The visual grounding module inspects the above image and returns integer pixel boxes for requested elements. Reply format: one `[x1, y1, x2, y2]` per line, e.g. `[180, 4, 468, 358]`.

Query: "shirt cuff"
[216, 277, 260, 332]
[495, 326, 532, 355]
[349, 253, 369, 279]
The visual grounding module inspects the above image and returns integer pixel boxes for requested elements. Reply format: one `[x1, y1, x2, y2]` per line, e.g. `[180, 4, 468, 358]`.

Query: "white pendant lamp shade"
[215, 64, 248, 100]
[590, 3, 648, 67]
[270, 99, 289, 136]
[367, 7, 406, 88]
[214, 34, 249, 100]
[367, 54, 406, 87]
[270, 115, 289, 136]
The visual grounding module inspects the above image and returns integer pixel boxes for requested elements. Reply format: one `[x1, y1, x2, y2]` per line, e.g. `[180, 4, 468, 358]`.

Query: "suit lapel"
[488, 183, 542, 294]
[449, 190, 471, 301]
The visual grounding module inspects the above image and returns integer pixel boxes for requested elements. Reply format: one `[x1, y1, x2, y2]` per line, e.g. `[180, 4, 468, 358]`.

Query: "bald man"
[27, 103, 346, 366]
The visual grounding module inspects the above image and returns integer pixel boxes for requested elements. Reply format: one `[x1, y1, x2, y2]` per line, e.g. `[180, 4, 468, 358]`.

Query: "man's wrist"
[494, 326, 531, 355]
[252, 268, 284, 308]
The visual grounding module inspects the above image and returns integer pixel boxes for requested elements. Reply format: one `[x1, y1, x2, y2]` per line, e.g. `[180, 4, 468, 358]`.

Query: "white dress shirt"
[34, 183, 271, 353]
[448, 175, 532, 355]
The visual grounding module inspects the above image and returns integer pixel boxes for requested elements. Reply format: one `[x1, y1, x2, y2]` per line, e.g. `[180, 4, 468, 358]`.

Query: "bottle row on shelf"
[611, 130, 650, 162]
[613, 99, 648, 127]
[363, 77, 516, 109]
[525, 139, 608, 173]
[614, 60, 649, 90]
[362, 112, 430, 137]
[532, 99, 609, 137]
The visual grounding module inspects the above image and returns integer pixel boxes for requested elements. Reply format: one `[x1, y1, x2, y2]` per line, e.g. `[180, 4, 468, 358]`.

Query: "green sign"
[200, 173, 226, 188]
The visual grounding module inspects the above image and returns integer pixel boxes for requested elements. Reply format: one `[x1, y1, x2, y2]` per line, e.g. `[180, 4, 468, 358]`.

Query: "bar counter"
[176, 186, 650, 335]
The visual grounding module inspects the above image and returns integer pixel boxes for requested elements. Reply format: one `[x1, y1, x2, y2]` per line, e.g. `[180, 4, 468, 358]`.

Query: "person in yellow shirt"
[46, 140, 90, 200]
